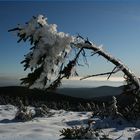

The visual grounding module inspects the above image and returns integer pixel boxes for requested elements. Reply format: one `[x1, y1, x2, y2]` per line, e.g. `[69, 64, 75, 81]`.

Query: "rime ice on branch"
[75, 40, 140, 94]
[9, 15, 74, 88]
[9, 15, 140, 94]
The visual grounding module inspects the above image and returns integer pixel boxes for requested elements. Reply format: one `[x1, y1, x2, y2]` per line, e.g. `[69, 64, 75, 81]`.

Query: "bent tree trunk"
[76, 42, 140, 94]
[8, 15, 140, 95]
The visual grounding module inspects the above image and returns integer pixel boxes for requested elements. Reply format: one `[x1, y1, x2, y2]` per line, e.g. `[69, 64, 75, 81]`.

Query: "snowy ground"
[0, 105, 140, 140]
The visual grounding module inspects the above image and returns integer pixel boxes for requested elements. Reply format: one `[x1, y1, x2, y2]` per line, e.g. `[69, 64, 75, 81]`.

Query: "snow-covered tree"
[9, 15, 75, 88]
[9, 15, 140, 94]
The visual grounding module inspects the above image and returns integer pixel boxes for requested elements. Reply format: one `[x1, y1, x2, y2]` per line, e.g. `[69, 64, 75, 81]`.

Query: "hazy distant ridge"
[57, 86, 123, 99]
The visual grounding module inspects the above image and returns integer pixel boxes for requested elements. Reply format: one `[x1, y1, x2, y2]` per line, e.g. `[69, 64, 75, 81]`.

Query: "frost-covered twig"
[80, 71, 116, 80]
[75, 39, 140, 94]
[47, 47, 84, 90]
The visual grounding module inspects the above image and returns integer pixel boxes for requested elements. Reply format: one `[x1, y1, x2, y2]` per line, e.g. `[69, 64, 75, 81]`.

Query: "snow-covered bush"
[15, 106, 33, 122]
[15, 102, 55, 121]
[60, 125, 113, 139]
[34, 104, 54, 117]
[60, 126, 98, 139]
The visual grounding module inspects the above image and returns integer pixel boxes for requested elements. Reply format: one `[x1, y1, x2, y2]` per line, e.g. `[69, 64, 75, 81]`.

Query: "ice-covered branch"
[75, 39, 140, 93]
[47, 47, 84, 90]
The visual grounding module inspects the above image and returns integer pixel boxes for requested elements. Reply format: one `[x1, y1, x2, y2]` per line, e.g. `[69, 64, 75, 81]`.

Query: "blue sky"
[0, 0, 140, 79]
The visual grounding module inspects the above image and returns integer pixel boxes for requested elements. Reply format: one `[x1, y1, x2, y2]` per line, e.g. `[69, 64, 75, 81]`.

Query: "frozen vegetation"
[9, 14, 140, 92]
[0, 104, 140, 140]
[6, 14, 140, 140]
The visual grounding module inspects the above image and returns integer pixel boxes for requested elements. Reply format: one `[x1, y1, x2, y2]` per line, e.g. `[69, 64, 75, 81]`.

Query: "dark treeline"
[0, 86, 136, 111]
[0, 86, 100, 111]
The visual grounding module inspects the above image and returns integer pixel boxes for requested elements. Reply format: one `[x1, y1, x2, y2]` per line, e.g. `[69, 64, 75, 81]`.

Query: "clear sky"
[0, 0, 140, 80]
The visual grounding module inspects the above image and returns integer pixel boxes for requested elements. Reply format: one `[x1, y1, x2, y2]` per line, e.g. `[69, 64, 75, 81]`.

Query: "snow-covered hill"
[0, 105, 140, 140]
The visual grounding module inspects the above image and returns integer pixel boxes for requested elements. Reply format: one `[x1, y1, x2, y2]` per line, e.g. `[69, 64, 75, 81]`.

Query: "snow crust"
[0, 105, 139, 140]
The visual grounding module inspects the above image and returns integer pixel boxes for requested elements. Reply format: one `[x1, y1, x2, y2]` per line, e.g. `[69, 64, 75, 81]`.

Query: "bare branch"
[107, 66, 117, 80]
[75, 42, 140, 93]
[80, 71, 116, 80]
[47, 47, 84, 90]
